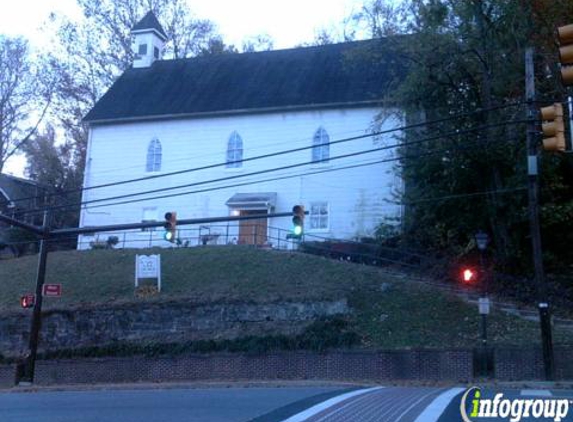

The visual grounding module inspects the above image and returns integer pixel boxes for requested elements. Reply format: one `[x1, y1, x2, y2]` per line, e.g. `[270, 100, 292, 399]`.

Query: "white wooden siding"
[78, 107, 403, 249]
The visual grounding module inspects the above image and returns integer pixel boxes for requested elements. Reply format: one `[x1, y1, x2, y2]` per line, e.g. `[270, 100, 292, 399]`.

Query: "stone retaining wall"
[0, 300, 348, 357]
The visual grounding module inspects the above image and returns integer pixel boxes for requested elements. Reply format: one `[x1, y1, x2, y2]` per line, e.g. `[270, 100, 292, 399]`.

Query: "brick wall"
[495, 347, 573, 381]
[0, 365, 14, 388]
[0, 349, 472, 387]
[2, 348, 570, 388]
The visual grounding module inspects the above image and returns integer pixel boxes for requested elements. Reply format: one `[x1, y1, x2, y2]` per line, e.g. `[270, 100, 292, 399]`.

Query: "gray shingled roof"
[0, 174, 48, 210]
[84, 39, 404, 124]
[132, 11, 167, 40]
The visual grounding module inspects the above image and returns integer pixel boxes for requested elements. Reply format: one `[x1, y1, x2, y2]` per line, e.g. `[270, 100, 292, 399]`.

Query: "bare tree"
[45, 0, 222, 175]
[0, 36, 53, 174]
[242, 34, 274, 53]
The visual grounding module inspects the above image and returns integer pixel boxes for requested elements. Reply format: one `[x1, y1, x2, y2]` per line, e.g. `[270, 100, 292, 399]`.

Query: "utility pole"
[525, 48, 555, 381]
[568, 96, 573, 150]
[22, 210, 50, 384]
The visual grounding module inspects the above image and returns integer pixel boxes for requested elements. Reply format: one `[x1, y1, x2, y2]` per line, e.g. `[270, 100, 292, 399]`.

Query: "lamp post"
[475, 230, 490, 376]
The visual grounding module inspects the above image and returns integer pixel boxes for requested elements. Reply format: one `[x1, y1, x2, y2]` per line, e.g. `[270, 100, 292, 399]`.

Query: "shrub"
[0, 227, 39, 257]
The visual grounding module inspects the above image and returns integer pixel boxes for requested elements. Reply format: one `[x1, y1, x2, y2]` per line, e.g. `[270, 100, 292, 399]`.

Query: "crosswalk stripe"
[413, 387, 465, 422]
[279, 387, 383, 422]
[395, 389, 446, 422]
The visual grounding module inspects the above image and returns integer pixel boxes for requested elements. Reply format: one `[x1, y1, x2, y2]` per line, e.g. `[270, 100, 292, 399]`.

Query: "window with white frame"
[141, 207, 157, 232]
[146, 138, 162, 172]
[309, 202, 329, 230]
[312, 127, 330, 163]
[226, 131, 243, 168]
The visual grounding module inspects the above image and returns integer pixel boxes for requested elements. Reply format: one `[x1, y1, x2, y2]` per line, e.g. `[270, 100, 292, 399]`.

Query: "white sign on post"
[135, 254, 161, 292]
[478, 297, 490, 315]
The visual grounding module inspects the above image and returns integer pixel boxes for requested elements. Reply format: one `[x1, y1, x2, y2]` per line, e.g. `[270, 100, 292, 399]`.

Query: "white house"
[78, 12, 404, 249]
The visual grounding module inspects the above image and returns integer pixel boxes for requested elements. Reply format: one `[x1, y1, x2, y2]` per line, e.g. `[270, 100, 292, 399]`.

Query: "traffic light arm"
[50, 211, 305, 237]
[0, 213, 45, 236]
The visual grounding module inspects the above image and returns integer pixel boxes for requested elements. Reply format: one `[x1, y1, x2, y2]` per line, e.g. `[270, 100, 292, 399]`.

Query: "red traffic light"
[20, 294, 35, 308]
[462, 268, 476, 283]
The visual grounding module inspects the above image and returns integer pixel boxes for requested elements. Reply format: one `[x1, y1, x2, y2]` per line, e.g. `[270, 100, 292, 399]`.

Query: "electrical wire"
[7, 101, 525, 207]
[16, 119, 528, 217]
[68, 135, 524, 213]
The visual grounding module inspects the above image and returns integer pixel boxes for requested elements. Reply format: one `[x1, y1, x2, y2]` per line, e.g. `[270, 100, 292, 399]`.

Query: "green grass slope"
[1, 246, 571, 349]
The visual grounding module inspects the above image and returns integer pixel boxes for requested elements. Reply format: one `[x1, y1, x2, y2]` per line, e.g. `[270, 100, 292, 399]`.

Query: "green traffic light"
[293, 225, 303, 236]
[164, 231, 174, 241]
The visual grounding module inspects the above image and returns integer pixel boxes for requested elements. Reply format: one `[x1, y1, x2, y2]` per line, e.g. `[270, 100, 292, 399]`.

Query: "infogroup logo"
[460, 387, 571, 422]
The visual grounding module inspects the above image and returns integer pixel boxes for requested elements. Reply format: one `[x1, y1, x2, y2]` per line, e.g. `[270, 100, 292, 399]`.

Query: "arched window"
[312, 127, 330, 163]
[226, 131, 243, 168]
[146, 138, 162, 172]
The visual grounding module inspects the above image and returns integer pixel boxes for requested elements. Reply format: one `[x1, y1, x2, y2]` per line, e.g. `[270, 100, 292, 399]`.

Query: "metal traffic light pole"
[525, 47, 555, 381]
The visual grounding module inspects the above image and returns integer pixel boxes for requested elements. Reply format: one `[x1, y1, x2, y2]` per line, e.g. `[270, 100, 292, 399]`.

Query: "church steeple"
[131, 11, 168, 69]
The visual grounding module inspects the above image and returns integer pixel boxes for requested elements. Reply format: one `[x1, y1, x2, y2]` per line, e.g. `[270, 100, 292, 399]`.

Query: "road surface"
[0, 386, 345, 422]
[1, 384, 572, 421]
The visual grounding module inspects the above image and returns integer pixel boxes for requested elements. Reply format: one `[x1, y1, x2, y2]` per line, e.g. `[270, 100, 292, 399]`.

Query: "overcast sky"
[1, 0, 365, 176]
[1, 0, 362, 50]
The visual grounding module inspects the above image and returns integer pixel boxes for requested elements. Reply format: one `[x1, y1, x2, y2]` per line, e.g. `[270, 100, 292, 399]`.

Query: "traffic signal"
[292, 205, 305, 237]
[558, 24, 573, 86]
[540, 103, 566, 152]
[164, 211, 177, 242]
[462, 268, 477, 283]
[20, 294, 35, 309]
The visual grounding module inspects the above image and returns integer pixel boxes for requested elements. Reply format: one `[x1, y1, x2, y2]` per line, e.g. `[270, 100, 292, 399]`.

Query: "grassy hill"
[1, 246, 571, 349]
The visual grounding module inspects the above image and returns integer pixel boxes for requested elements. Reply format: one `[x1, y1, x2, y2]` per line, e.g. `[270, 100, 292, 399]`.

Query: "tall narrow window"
[226, 131, 243, 168]
[312, 127, 330, 163]
[146, 138, 162, 172]
[310, 202, 329, 230]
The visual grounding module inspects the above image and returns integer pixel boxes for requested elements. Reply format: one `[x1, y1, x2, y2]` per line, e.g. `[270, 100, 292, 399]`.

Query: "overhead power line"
[26, 135, 521, 217]
[16, 119, 527, 217]
[8, 101, 525, 207]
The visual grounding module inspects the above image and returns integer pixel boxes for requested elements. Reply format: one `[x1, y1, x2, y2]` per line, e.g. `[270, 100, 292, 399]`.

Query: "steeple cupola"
[131, 11, 168, 69]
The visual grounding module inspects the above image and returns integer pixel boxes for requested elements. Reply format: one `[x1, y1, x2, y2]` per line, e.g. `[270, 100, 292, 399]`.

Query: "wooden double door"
[238, 210, 268, 245]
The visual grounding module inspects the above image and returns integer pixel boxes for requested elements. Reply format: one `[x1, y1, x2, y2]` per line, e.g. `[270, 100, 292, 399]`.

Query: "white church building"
[78, 12, 404, 249]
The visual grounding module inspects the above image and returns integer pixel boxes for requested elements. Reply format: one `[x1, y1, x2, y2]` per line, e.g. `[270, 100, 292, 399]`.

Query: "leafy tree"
[0, 36, 54, 173]
[0, 227, 39, 257]
[353, 0, 573, 274]
[22, 126, 82, 232]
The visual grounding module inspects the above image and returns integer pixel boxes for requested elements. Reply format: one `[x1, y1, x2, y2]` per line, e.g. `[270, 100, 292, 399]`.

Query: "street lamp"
[475, 230, 490, 377]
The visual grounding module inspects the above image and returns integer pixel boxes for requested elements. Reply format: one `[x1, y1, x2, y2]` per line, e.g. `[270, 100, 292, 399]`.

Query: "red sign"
[42, 284, 62, 297]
